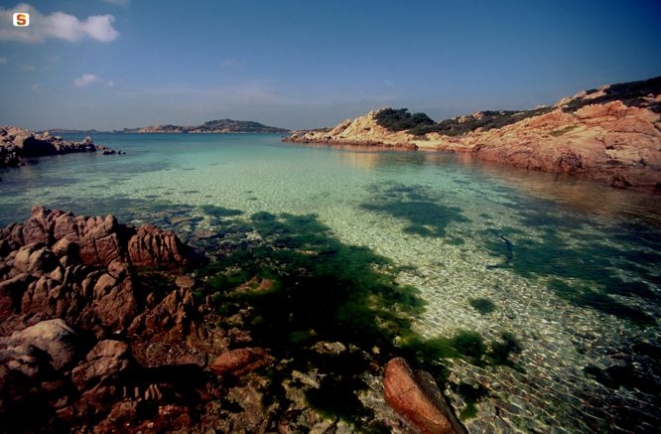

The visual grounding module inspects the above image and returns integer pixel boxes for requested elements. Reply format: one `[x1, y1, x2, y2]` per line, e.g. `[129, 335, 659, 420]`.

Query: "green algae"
[469, 298, 497, 315]
[548, 278, 655, 325]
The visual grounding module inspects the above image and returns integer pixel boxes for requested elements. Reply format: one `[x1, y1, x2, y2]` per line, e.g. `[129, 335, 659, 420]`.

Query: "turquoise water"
[1, 133, 660, 432]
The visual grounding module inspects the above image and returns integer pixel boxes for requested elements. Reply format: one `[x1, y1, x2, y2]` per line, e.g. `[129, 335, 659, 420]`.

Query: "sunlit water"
[1, 133, 660, 432]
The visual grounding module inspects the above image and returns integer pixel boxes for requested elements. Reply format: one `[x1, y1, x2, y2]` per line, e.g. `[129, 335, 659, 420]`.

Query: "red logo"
[13, 12, 30, 27]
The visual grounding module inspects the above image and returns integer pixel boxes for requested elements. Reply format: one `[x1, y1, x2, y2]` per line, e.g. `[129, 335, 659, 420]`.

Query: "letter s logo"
[13, 12, 30, 27]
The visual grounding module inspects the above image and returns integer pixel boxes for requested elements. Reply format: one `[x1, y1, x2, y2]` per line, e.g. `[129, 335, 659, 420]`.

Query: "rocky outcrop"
[284, 109, 419, 150]
[0, 126, 120, 169]
[1, 207, 189, 269]
[0, 209, 229, 432]
[433, 100, 661, 190]
[284, 79, 661, 192]
[384, 357, 467, 434]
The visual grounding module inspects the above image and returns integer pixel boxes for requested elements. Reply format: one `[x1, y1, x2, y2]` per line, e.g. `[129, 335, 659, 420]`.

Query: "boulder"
[0, 273, 35, 320]
[91, 260, 138, 332]
[128, 224, 187, 267]
[383, 357, 466, 434]
[8, 319, 81, 372]
[71, 340, 132, 391]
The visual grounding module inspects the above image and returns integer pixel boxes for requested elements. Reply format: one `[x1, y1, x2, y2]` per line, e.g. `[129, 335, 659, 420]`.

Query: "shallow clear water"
[1, 133, 660, 432]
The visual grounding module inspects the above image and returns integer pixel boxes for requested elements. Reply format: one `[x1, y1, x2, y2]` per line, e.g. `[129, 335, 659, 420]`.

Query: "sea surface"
[1, 133, 660, 432]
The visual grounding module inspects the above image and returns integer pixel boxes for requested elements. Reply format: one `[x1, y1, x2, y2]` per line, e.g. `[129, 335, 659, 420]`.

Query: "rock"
[21, 275, 62, 316]
[8, 319, 81, 372]
[0, 273, 36, 320]
[0, 126, 119, 170]
[71, 340, 131, 391]
[52, 211, 126, 266]
[5, 207, 188, 268]
[91, 260, 138, 332]
[127, 224, 187, 267]
[284, 82, 661, 191]
[175, 275, 196, 289]
[311, 341, 347, 355]
[51, 237, 79, 260]
[209, 347, 272, 377]
[383, 357, 466, 434]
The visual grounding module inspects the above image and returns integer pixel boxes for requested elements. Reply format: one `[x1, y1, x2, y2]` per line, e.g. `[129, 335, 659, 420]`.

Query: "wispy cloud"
[73, 73, 105, 87]
[0, 57, 7, 65]
[21, 64, 34, 71]
[0, 3, 119, 43]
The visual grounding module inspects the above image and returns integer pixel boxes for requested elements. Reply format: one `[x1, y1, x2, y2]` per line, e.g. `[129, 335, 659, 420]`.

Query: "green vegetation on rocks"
[375, 107, 554, 136]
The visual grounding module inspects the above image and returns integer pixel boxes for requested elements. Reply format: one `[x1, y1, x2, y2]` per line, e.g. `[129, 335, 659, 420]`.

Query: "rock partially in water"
[0, 126, 119, 169]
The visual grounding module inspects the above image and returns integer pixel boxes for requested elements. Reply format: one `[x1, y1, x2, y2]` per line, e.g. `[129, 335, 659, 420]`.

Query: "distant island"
[123, 119, 289, 134]
[285, 76, 661, 192]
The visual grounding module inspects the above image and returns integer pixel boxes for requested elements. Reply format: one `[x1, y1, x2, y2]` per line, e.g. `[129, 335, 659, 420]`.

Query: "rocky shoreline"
[0, 126, 121, 170]
[0, 207, 466, 433]
[284, 78, 661, 192]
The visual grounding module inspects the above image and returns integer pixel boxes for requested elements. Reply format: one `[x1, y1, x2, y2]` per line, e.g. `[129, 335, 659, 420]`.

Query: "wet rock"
[383, 357, 466, 434]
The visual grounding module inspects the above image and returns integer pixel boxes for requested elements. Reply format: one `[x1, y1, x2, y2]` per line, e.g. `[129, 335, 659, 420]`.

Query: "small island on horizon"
[38, 119, 290, 135]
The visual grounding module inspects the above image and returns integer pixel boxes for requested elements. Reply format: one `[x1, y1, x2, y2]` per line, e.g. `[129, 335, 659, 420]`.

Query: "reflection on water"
[429, 151, 661, 225]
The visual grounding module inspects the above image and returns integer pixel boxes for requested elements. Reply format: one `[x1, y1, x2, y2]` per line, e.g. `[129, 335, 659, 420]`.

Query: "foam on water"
[1, 133, 660, 431]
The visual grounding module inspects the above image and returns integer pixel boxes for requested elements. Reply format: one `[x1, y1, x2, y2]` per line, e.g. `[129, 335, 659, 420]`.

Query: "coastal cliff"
[285, 77, 661, 191]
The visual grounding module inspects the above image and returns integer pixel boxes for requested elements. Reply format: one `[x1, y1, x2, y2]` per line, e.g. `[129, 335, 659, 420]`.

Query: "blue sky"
[1, 0, 660, 130]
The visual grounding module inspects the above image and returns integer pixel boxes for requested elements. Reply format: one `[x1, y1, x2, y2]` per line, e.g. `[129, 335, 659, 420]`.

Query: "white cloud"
[21, 64, 34, 71]
[0, 57, 7, 64]
[0, 3, 119, 43]
[73, 73, 102, 87]
[31, 83, 40, 93]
